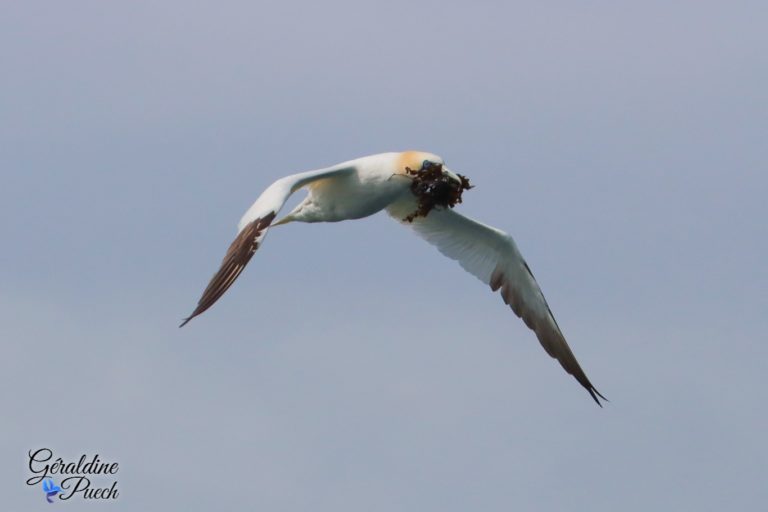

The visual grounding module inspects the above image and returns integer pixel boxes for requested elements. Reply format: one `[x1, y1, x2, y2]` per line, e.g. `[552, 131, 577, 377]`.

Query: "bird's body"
[277, 152, 414, 224]
[182, 150, 606, 405]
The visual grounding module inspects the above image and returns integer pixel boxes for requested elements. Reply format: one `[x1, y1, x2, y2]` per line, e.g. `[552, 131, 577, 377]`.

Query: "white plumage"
[182, 151, 605, 405]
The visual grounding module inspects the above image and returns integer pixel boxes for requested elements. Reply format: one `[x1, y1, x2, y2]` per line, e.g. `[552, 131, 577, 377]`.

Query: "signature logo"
[27, 449, 119, 503]
[41, 478, 62, 503]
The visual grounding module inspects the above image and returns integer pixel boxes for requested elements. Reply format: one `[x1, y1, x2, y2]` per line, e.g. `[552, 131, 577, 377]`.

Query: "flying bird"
[181, 151, 606, 405]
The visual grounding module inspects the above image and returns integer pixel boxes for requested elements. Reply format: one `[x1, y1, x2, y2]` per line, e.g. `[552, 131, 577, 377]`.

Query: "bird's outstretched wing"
[389, 206, 605, 405]
[181, 164, 356, 327]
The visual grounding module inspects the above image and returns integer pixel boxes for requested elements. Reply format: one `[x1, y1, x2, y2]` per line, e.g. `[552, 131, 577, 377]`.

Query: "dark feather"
[180, 212, 276, 327]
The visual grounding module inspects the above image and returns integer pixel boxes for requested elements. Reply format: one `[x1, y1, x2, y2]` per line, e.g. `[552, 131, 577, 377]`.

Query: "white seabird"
[181, 151, 605, 405]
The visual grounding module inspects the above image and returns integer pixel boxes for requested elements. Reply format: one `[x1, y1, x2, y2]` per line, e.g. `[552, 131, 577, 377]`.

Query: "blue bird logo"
[42, 477, 61, 503]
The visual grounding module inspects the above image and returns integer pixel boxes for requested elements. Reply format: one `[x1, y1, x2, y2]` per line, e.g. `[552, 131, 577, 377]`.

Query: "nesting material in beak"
[403, 162, 473, 222]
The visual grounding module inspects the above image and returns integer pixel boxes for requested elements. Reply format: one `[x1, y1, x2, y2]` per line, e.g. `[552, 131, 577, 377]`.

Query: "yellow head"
[393, 151, 473, 222]
[396, 150, 445, 175]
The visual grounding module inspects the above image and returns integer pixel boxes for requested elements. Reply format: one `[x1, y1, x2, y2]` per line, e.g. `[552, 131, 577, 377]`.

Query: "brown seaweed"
[403, 162, 473, 222]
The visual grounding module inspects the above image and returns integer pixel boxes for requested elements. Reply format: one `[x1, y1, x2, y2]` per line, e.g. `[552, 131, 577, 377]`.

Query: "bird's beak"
[442, 166, 462, 184]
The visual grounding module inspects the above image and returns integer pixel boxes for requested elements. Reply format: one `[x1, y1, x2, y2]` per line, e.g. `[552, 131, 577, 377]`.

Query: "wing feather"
[181, 164, 355, 326]
[390, 206, 605, 405]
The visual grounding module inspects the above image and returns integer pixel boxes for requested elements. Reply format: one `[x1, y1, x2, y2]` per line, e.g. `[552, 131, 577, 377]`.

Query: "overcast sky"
[2, 1, 766, 510]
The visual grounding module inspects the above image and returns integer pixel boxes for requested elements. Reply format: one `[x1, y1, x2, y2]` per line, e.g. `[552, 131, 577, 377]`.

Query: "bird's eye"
[422, 160, 434, 170]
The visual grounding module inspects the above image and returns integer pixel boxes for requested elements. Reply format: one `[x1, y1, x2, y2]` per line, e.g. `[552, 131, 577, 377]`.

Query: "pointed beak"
[442, 166, 462, 184]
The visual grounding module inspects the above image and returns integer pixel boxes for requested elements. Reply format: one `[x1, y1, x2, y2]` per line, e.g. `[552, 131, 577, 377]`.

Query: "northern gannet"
[181, 151, 605, 405]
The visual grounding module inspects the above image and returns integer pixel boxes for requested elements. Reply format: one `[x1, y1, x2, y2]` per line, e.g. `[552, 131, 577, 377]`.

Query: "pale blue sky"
[2, 1, 766, 510]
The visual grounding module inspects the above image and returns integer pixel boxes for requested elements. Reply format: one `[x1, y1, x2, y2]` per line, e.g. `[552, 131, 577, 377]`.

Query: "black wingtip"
[179, 316, 193, 328]
[588, 387, 609, 407]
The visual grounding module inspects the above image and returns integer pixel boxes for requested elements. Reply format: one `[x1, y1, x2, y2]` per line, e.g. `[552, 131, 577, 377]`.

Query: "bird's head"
[396, 151, 473, 222]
